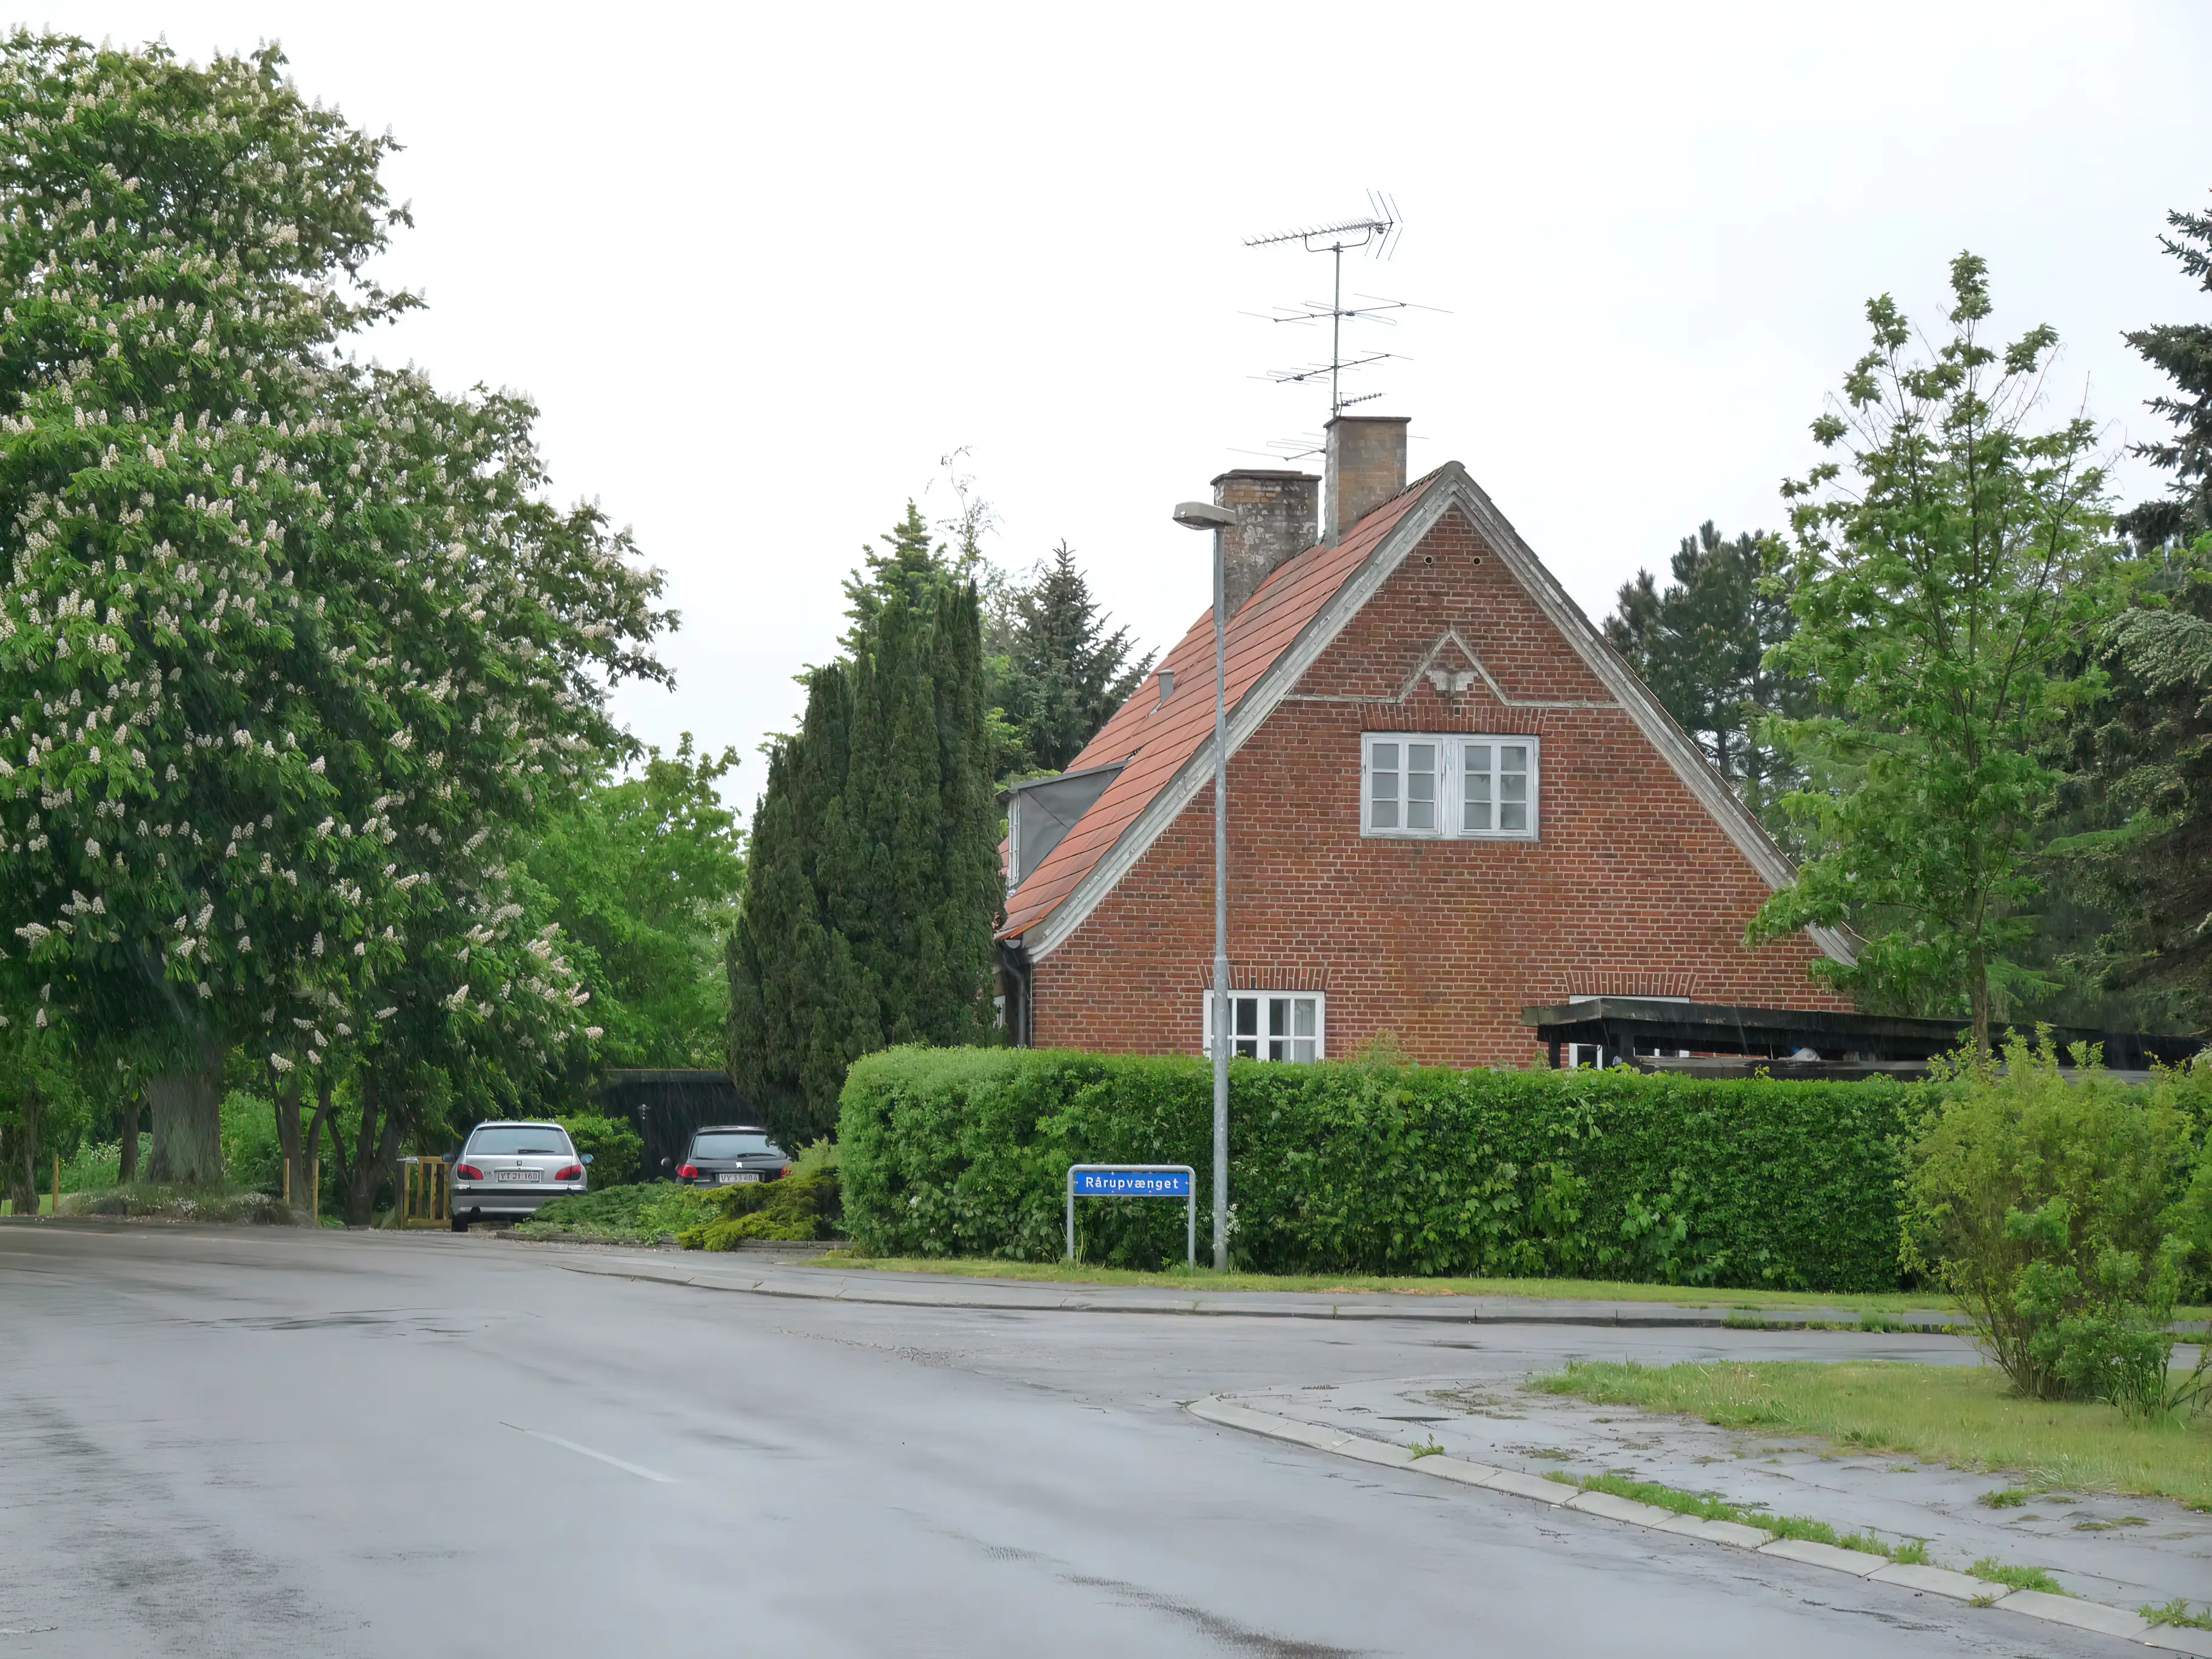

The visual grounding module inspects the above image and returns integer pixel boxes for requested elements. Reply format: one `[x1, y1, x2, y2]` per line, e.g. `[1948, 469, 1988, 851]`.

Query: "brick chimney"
[1211, 468, 1321, 615]
[1324, 415, 1410, 544]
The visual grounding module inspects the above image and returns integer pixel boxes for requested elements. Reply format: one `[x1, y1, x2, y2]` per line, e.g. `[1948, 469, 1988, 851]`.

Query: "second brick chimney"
[1324, 415, 1410, 544]
[1211, 468, 1321, 616]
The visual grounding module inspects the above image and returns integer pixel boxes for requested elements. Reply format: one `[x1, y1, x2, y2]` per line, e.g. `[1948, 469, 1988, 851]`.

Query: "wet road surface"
[0, 1224, 2121, 1657]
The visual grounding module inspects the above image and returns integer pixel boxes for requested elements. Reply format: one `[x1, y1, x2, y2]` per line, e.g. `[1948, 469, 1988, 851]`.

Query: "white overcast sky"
[35, 2, 2212, 818]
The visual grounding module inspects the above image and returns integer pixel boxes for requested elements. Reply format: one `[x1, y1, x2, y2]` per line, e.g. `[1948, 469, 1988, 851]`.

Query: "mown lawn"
[1530, 1358, 2212, 1510]
[823, 1256, 1983, 1315]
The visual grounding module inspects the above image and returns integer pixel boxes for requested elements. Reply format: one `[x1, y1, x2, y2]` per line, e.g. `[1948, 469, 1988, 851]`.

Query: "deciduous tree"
[1750, 255, 2117, 1052]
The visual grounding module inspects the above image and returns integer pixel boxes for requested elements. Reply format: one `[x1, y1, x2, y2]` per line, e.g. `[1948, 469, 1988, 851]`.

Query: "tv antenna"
[1245, 192, 1418, 429]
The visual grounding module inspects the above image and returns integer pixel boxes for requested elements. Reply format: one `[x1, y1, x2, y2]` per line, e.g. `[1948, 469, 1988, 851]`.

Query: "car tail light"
[678, 1164, 699, 1179]
[455, 1164, 484, 1181]
[554, 1164, 583, 1182]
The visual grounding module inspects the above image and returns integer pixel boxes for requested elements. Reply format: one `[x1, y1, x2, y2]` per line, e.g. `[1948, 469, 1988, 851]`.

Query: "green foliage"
[554, 1111, 640, 1189]
[2119, 194, 2212, 548]
[0, 33, 668, 1199]
[1902, 1036, 2210, 1411]
[1966, 1558, 2065, 1595]
[838, 1047, 1918, 1290]
[517, 735, 743, 1074]
[679, 1168, 842, 1250]
[993, 541, 1152, 777]
[520, 1180, 714, 1241]
[1754, 254, 2120, 1048]
[1541, 1469, 1923, 1561]
[1603, 521, 1806, 837]
[2048, 537, 2212, 1028]
[729, 521, 1000, 1153]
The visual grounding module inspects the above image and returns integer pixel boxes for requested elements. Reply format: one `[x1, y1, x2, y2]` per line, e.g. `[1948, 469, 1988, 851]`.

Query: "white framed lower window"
[1201, 991, 1324, 1062]
[1362, 732, 1538, 839]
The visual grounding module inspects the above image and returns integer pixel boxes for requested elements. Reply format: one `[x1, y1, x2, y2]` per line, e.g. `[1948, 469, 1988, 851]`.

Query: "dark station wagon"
[665, 1125, 788, 1188]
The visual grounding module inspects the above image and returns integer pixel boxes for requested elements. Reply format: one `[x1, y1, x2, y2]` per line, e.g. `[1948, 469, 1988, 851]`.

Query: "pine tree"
[1004, 543, 1153, 776]
[2118, 194, 2212, 548]
[1603, 523, 1805, 830]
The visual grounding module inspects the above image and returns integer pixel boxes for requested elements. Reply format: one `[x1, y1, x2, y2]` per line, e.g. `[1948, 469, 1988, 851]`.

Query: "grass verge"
[2142, 1600, 2212, 1629]
[1529, 1358, 2212, 1510]
[1541, 1469, 1932, 1563]
[827, 1257, 1986, 1315]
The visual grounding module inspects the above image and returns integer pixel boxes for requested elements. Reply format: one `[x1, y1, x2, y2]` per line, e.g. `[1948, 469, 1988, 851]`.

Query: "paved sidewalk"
[549, 1248, 1975, 1328]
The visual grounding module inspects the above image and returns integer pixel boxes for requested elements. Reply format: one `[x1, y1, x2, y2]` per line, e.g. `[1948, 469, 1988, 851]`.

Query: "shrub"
[680, 1171, 842, 1251]
[1904, 1035, 2208, 1410]
[521, 1182, 716, 1241]
[556, 1113, 643, 1190]
[837, 1047, 1919, 1290]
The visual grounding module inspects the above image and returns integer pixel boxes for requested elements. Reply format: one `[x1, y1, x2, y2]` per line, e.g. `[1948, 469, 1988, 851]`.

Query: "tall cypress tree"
[729, 552, 997, 1150]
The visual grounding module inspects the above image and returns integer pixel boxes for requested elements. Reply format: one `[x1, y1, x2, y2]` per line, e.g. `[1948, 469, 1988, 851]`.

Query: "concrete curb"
[1186, 1395, 2198, 1652]
[549, 1258, 1983, 1330]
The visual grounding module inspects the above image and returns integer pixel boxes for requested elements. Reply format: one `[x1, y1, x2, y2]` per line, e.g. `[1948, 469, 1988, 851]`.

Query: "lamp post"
[1173, 498, 1238, 1271]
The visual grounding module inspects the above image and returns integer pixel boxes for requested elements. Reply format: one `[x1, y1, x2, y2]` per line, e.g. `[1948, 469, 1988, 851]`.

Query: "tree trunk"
[2, 1087, 39, 1216]
[272, 1079, 304, 1216]
[341, 1069, 403, 1227]
[1968, 942, 1991, 1057]
[146, 1061, 223, 1184]
[117, 1090, 142, 1186]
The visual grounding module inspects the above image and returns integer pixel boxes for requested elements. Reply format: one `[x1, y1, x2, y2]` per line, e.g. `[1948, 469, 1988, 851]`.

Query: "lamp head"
[1171, 501, 1237, 532]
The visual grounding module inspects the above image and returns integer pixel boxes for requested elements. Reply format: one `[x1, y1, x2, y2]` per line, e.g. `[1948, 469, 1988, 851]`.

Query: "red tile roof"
[999, 472, 1442, 942]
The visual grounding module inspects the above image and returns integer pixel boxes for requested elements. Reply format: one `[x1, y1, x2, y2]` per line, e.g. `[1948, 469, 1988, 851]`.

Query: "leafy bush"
[680, 1171, 842, 1250]
[556, 1113, 643, 1190]
[521, 1182, 716, 1241]
[839, 1047, 1920, 1290]
[1905, 1036, 2210, 1411]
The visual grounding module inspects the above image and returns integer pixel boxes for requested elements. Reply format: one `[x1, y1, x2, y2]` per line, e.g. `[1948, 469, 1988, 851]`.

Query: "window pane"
[1407, 742, 1436, 831]
[1465, 743, 1490, 774]
[1235, 997, 1258, 1037]
[1501, 745, 1527, 774]
[1292, 1039, 1316, 1062]
[1235, 1036, 1259, 1059]
[1369, 740, 1398, 830]
[1270, 997, 1290, 1036]
[1293, 998, 1315, 1037]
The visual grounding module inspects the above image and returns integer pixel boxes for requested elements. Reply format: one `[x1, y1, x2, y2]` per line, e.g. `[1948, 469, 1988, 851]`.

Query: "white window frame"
[1201, 991, 1326, 1063]
[1361, 732, 1540, 840]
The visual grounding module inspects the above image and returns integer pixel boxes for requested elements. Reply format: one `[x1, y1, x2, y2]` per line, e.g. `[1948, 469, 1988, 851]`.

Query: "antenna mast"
[1245, 192, 1406, 425]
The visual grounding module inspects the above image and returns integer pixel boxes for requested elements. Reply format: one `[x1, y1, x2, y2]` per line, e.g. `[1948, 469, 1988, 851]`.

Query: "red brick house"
[997, 417, 1851, 1068]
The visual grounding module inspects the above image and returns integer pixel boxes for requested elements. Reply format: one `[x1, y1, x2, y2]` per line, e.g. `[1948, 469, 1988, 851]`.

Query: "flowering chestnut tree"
[0, 34, 668, 1183]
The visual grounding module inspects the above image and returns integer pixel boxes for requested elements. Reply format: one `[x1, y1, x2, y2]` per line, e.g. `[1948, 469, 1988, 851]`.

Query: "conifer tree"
[2118, 193, 2212, 548]
[1003, 541, 1152, 776]
[729, 535, 997, 1148]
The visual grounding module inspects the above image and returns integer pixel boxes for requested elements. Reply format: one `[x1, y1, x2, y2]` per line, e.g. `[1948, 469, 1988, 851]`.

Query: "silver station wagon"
[449, 1120, 591, 1232]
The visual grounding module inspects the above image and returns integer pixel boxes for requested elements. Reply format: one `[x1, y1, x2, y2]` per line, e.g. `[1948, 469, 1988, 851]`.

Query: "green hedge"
[839, 1048, 1923, 1291]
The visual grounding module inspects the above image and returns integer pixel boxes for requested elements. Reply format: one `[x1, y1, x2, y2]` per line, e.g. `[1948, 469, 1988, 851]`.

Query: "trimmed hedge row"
[839, 1047, 1922, 1291]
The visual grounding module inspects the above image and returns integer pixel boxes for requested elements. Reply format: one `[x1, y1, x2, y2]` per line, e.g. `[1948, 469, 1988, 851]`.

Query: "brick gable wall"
[1027, 508, 1847, 1065]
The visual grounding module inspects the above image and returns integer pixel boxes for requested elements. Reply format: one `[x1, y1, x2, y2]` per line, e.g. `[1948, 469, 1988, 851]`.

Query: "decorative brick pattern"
[1030, 510, 1845, 1067]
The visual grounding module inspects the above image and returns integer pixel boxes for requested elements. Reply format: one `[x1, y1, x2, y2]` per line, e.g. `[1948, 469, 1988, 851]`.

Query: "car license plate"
[495, 1168, 535, 1182]
[717, 1172, 760, 1185]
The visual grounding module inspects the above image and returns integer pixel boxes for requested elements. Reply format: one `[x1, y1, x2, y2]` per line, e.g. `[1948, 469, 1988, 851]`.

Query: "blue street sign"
[1065, 1163, 1198, 1270]
[1073, 1169, 1191, 1198]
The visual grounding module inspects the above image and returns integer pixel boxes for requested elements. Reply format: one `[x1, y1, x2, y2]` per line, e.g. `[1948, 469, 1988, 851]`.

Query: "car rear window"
[691, 1131, 776, 1159]
[467, 1126, 574, 1156]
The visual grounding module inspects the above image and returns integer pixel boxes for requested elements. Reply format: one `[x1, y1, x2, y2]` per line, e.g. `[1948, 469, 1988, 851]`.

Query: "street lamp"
[1173, 497, 1237, 1272]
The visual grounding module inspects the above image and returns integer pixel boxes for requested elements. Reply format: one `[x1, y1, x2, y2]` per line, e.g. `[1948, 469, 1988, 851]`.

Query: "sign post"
[1065, 1164, 1197, 1272]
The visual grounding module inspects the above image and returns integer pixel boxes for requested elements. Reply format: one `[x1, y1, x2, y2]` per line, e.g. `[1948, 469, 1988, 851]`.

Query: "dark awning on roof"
[1520, 997, 2205, 1070]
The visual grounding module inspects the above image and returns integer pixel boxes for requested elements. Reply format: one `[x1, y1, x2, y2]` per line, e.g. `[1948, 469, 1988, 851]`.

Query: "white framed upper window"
[1362, 733, 1539, 839]
[1201, 991, 1325, 1063]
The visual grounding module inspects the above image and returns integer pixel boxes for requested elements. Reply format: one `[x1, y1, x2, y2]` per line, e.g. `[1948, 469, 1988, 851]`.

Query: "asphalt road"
[0, 1224, 2121, 1658]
